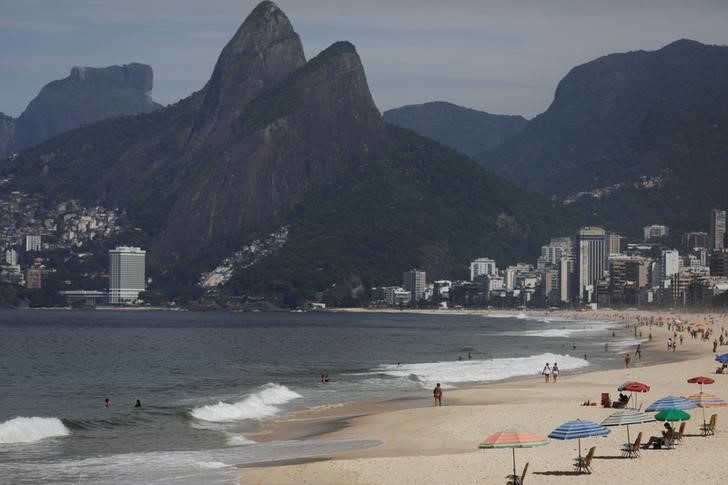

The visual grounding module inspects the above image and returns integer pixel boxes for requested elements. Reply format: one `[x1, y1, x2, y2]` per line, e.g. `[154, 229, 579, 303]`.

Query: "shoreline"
[240, 309, 728, 484]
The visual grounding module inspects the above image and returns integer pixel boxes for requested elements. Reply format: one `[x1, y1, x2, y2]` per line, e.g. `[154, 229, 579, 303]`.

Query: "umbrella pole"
[702, 407, 707, 435]
[626, 424, 631, 445]
[512, 448, 517, 480]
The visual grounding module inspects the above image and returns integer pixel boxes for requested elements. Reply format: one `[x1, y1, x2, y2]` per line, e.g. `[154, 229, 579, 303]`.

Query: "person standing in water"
[625, 352, 632, 368]
[134, 399, 141, 408]
[104, 398, 112, 408]
[433, 383, 443, 406]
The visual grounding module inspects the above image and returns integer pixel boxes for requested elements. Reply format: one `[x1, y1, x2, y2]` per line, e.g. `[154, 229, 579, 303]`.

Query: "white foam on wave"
[226, 434, 255, 446]
[373, 353, 589, 388]
[190, 383, 302, 423]
[0, 416, 70, 444]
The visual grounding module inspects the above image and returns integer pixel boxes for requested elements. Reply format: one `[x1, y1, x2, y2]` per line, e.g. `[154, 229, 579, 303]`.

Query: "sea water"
[0, 310, 639, 483]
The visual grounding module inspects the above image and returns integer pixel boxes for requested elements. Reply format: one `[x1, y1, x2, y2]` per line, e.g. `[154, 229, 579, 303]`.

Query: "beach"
[241, 309, 728, 484]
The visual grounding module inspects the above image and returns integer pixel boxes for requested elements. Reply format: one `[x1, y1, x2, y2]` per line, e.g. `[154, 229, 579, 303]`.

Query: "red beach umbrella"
[618, 382, 650, 409]
[687, 376, 715, 393]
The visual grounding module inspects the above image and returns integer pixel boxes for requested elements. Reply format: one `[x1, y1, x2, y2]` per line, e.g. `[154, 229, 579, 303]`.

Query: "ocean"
[0, 309, 640, 484]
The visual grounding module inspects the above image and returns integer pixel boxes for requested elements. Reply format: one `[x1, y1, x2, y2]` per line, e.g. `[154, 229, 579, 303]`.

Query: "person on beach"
[134, 399, 141, 408]
[433, 383, 443, 406]
[714, 340, 718, 352]
[105, 398, 112, 408]
[643, 423, 674, 449]
[636, 345, 642, 360]
[542, 363, 551, 383]
[552, 363, 559, 383]
[625, 352, 631, 368]
[667, 338, 673, 351]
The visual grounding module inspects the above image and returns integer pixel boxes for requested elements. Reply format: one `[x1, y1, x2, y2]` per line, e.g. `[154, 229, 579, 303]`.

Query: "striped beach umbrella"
[687, 393, 728, 432]
[480, 430, 548, 480]
[645, 395, 697, 412]
[549, 419, 610, 462]
[601, 410, 655, 447]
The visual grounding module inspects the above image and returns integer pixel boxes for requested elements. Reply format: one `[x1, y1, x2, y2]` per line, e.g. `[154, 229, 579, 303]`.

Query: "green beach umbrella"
[654, 409, 691, 422]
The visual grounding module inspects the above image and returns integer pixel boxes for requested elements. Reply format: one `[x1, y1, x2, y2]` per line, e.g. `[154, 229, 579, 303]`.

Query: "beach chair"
[621, 432, 642, 458]
[506, 462, 528, 485]
[674, 422, 686, 443]
[701, 414, 718, 436]
[574, 446, 596, 474]
[601, 393, 611, 408]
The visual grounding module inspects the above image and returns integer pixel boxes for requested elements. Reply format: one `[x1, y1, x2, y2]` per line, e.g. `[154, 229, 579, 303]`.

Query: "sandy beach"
[240, 309, 728, 484]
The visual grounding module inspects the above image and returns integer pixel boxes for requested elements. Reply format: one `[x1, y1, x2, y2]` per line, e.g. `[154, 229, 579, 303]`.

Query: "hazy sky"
[1, 0, 727, 119]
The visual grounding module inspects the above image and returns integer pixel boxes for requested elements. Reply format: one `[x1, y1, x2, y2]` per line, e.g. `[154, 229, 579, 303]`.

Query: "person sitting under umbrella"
[643, 423, 673, 449]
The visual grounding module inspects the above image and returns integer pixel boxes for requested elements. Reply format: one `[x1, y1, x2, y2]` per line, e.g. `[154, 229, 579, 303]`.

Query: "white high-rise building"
[576, 227, 607, 303]
[25, 235, 41, 252]
[4, 249, 18, 265]
[469, 257, 497, 281]
[403, 269, 426, 302]
[660, 249, 680, 284]
[109, 246, 146, 304]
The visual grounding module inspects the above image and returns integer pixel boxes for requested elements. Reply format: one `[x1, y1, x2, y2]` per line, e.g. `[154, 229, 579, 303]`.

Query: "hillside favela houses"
[370, 209, 728, 310]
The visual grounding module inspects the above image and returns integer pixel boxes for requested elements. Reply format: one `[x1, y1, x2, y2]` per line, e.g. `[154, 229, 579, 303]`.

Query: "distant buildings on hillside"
[369, 209, 728, 309]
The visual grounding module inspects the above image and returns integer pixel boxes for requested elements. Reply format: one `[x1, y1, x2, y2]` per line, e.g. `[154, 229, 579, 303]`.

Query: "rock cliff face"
[0, 113, 14, 157]
[154, 41, 389, 261]
[10, 63, 161, 151]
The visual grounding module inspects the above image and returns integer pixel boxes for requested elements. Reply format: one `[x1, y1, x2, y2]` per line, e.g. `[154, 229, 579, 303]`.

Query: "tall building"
[25, 235, 41, 252]
[710, 251, 728, 277]
[469, 258, 497, 281]
[607, 233, 622, 255]
[109, 246, 146, 304]
[643, 225, 669, 241]
[558, 257, 571, 303]
[576, 227, 607, 303]
[4, 249, 17, 265]
[25, 267, 43, 289]
[403, 269, 426, 302]
[660, 249, 680, 285]
[682, 231, 708, 251]
[540, 238, 574, 266]
[710, 209, 726, 251]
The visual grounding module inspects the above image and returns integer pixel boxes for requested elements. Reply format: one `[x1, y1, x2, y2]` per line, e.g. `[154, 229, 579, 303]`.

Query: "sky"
[1, 0, 728, 119]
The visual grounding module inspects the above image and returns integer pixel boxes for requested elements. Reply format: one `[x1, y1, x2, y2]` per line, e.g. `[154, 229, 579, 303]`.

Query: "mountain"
[480, 39, 728, 234]
[3, 63, 161, 155]
[383, 101, 526, 157]
[2, 1, 572, 303]
[0, 113, 14, 156]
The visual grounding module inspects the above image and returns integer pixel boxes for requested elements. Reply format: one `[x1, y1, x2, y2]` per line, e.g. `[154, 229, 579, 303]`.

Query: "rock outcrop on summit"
[7, 63, 161, 154]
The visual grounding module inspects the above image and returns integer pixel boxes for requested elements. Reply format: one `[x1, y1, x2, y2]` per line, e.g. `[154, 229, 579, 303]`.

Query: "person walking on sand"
[433, 383, 443, 406]
[542, 363, 552, 383]
[625, 352, 631, 368]
[552, 363, 559, 383]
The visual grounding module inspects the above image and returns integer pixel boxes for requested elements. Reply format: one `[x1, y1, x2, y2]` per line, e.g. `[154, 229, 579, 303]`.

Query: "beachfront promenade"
[241, 310, 728, 484]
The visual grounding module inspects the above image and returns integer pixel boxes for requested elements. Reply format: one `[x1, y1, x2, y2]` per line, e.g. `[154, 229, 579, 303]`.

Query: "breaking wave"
[0, 416, 70, 444]
[190, 383, 302, 422]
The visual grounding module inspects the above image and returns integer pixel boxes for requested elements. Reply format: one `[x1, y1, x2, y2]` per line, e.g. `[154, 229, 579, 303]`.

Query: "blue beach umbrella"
[549, 419, 610, 462]
[645, 395, 697, 412]
[715, 353, 728, 363]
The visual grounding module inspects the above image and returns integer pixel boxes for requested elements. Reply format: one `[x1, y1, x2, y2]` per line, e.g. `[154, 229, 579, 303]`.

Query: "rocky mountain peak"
[195, 0, 306, 135]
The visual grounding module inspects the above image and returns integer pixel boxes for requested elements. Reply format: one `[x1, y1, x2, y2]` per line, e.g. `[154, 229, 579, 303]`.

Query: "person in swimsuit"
[105, 398, 112, 408]
[433, 383, 443, 406]
[542, 363, 551, 383]
[552, 363, 559, 383]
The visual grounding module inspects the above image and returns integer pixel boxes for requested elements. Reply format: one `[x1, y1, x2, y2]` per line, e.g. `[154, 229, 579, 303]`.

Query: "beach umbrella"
[687, 376, 715, 393]
[715, 353, 728, 363]
[479, 430, 548, 480]
[645, 395, 697, 412]
[654, 409, 691, 422]
[687, 392, 728, 432]
[548, 419, 610, 463]
[601, 409, 655, 447]
[618, 381, 650, 409]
